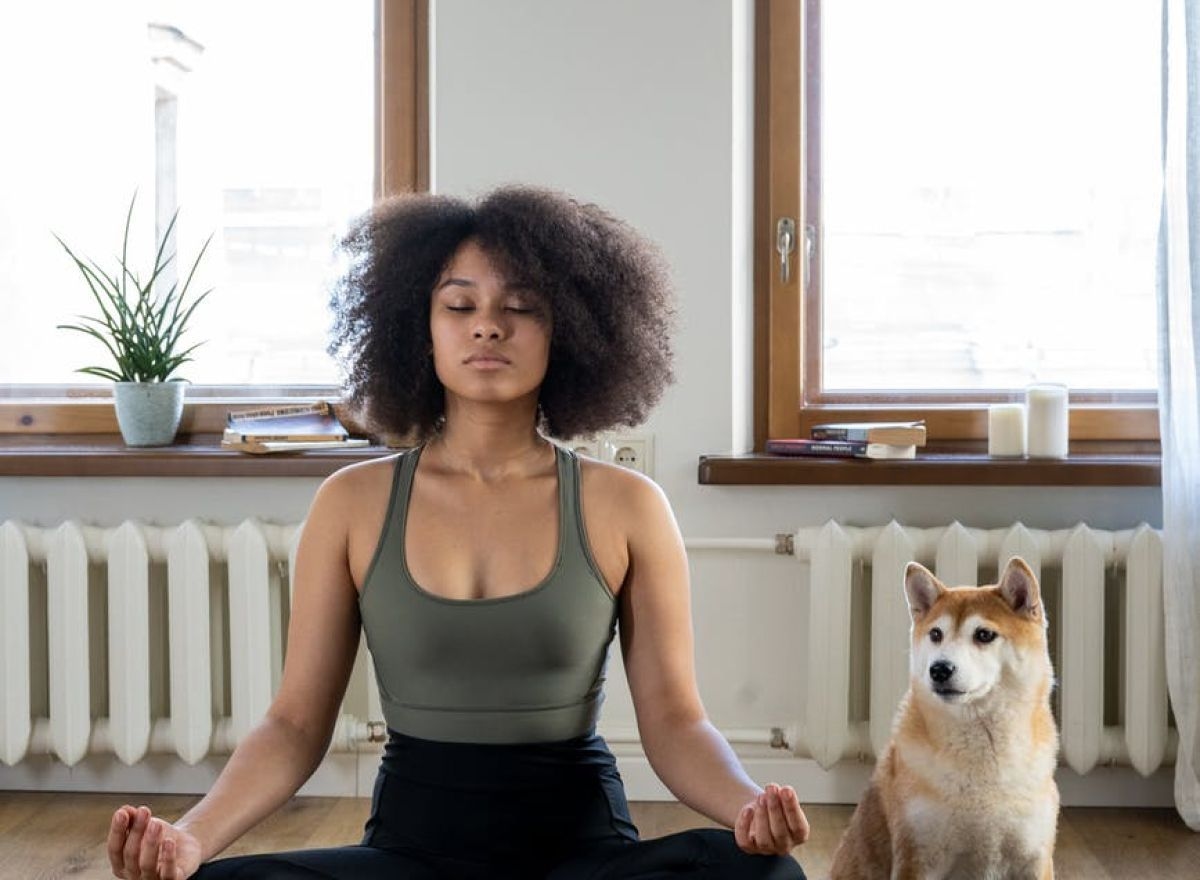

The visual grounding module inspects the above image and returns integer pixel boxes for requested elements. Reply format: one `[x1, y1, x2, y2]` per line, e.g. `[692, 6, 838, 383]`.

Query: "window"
[755, 0, 1160, 444]
[1, 0, 427, 435]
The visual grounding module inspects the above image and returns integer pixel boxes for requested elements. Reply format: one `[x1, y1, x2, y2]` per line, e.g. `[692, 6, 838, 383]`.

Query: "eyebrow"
[434, 278, 532, 294]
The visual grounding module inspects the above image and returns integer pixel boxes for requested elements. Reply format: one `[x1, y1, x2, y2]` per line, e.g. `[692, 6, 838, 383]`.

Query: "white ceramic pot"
[113, 381, 186, 447]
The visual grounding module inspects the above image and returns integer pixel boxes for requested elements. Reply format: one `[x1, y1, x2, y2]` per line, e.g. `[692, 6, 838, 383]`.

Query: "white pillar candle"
[1025, 383, 1069, 458]
[988, 403, 1026, 457]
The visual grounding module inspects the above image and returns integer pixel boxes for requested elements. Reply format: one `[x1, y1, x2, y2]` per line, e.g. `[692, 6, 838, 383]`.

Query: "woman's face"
[429, 239, 552, 407]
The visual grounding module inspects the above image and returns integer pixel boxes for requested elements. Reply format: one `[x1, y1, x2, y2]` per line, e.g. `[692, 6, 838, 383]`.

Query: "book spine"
[224, 438, 370, 454]
[808, 427, 866, 442]
[765, 439, 867, 457]
[226, 401, 332, 423]
[225, 432, 347, 443]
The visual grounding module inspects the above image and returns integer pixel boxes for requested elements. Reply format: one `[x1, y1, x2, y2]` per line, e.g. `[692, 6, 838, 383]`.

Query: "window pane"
[0, 1, 373, 386]
[819, 1, 1161, 392]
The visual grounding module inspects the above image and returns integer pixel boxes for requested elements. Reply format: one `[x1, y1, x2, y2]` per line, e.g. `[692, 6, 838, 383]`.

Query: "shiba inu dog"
[829, 557, 1059, 880]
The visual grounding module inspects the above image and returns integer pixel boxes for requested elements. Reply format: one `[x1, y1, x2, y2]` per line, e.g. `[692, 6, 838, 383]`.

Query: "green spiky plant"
[55, 195, 214, 382]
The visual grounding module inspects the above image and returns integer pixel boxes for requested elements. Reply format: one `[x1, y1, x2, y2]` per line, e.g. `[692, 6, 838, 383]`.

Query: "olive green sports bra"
[358, 443, 619, 744]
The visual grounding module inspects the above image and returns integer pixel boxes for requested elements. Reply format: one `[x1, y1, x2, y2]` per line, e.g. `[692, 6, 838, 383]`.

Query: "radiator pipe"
[597, 724, 791, 751]
[685, 538, 785, 554]
[25, 712, 384, 762]
[18, 716, 1177, 768]
[20, 718, 794, 759]
[685, 526, 1158, 566]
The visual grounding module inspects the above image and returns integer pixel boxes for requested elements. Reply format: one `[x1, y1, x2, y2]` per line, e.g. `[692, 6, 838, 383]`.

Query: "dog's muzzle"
[929, 660, 955, 684]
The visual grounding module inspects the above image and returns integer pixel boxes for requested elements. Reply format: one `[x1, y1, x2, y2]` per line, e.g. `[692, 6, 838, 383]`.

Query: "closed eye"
[444, 305, 534, 314]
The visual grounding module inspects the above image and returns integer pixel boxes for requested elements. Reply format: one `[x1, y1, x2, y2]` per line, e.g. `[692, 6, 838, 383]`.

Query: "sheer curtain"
[1158, 0, 1200, 830]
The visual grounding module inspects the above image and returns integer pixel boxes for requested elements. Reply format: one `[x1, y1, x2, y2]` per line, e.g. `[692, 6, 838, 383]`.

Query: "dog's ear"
[998, 556, 1042, 619]
[904, 562, 945, 619]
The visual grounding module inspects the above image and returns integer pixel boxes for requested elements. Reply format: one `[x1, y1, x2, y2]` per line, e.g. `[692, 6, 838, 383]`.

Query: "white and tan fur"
[829, 557, 1060, 880]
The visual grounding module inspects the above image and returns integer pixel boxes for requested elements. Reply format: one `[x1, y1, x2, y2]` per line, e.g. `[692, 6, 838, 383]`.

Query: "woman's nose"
[472, 311, 504, 338]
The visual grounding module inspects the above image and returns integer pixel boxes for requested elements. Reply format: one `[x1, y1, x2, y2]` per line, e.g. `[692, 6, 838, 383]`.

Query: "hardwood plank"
[1, 793, 1197, 879]
[1057, 806, 1200, 880]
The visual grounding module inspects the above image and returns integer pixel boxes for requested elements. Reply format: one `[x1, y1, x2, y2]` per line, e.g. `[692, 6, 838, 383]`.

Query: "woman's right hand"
[108, 805, 203, 880]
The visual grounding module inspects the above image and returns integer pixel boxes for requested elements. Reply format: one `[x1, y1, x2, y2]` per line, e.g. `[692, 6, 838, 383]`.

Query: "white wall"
[0, 0, 1167, 805]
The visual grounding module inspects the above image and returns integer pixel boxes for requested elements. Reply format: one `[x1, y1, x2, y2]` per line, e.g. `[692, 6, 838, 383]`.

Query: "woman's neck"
[427, 409, 550, 482]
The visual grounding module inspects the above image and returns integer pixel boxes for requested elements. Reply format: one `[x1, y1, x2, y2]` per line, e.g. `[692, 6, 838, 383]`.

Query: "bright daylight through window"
[0, 1, 373, 389]
[816, 1, 1161, 395]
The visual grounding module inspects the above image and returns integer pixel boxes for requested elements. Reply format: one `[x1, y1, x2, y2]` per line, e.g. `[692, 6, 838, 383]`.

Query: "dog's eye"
[929, 627, 943, 644]
[974, 627, 997, 644]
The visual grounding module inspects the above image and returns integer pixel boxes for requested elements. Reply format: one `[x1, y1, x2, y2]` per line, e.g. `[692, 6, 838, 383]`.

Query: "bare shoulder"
[323, 453, 400, 490]
[577, 455, 676, 534]
[302, 454, 406, 590]
[310, 454, 402, 523]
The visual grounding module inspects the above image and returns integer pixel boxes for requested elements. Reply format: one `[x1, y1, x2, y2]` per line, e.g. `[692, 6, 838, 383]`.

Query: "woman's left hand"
[734, 783, 810, 855]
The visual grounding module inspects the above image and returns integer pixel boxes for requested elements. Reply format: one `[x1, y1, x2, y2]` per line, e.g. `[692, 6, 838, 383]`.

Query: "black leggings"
[194, 731, 805, 879]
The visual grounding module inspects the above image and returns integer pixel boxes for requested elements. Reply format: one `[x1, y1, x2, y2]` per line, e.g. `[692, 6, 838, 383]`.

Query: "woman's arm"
[616, 472, 809, 854]
[108, 467, 367, 878]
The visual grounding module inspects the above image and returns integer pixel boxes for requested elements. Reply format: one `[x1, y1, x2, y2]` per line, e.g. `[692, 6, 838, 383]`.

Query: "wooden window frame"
[0, 0, 428, 438]
[753, 0, 1159, 449]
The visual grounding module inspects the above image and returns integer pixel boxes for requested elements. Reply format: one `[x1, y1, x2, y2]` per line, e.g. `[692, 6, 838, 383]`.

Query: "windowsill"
[0, 437, 1162, 485]
[699, 441, 1161, 487]
[0, 434, 398, 477]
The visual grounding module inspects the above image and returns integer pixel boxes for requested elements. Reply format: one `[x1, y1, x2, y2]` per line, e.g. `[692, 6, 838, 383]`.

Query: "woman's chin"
[444, 386, 542, 408]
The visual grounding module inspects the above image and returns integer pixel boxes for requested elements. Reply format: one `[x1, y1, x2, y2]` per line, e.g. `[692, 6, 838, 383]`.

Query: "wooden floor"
[2, 792, 1198, 879]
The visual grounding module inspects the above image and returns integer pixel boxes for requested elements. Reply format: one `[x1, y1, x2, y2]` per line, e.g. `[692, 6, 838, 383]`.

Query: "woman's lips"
[465, 355, 511, 369]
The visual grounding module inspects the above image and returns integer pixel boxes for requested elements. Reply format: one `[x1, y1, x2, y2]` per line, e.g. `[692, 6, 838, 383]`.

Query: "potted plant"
[56, 195, 213, 446]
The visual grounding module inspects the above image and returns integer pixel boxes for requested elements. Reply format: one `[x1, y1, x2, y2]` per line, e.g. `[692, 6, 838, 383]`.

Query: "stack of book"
[221, 401, 370, 454]
[765, 420, 926, 460]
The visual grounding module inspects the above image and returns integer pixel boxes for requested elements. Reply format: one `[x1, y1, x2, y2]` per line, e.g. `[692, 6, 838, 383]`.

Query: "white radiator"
[0, 519, 377, 768]
[781, 521, 1174, 776]
[1, 518, 1174, 785]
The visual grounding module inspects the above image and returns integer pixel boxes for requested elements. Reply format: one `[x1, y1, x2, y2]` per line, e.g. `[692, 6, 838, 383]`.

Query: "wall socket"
[569, 438, 602, 460]
[563, 433, 654, 477]
[601, 434, 654, 477]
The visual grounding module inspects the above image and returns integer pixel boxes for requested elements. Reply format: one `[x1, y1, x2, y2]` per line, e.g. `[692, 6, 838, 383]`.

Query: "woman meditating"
[106, 186, 809, 879]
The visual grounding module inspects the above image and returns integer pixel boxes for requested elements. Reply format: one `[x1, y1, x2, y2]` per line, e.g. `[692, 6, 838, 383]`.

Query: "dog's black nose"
[929, 660, 955, 683]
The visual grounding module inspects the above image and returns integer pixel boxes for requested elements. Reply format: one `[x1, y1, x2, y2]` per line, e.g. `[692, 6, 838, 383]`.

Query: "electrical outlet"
[566, 437, 601, 460]
[601, 433, 654, 477]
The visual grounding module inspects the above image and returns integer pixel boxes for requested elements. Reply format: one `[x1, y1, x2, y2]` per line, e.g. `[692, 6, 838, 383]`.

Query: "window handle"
[776, 217, 796, 284]
[804, 223, 816, 291]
